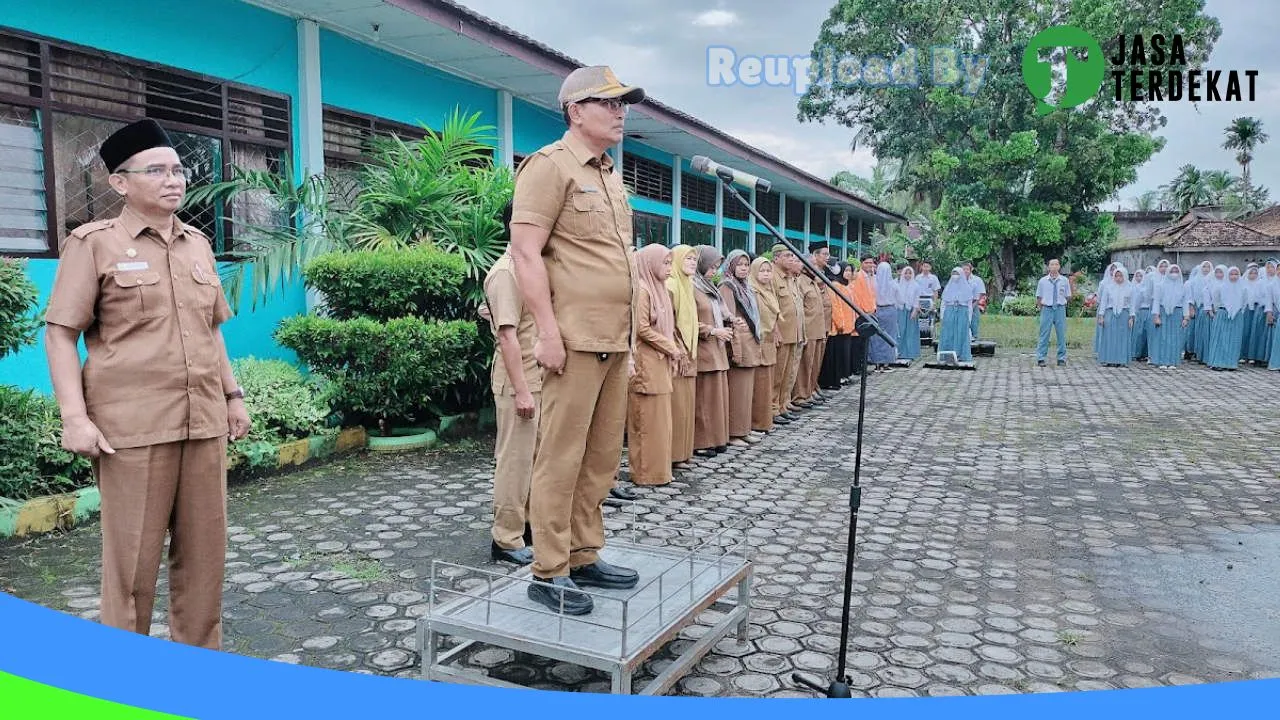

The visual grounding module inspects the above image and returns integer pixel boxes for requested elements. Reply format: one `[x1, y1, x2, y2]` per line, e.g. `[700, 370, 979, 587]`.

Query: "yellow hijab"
[667, 244, 699, 357]
[749, 257, 780, 336]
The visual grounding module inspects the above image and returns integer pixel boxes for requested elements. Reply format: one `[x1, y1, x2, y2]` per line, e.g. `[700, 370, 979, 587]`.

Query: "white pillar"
[856, 218, 863, 259]
[841, 214, 849, 262]
[297, 19, 324, 314]
[497, 89, 514, 170]
[714, 177, 724, 252]
[803, 201, 811, 252]
[671, 156, 682, 247]
[296, 19, 324, 178]
[825, 208, 831, 255]
[778, 193, 786, 250]
[748, 186, 757, 253]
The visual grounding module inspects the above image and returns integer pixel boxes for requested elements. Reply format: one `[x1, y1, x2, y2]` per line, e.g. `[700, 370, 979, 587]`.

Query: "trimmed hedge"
[303, 244, 469, 321]
[0, 387, 92, 502]
[276, 315, 478, 431]
[0, 257, 39, 361]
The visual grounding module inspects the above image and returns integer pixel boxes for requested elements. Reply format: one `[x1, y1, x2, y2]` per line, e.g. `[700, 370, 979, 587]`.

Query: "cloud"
[692, 9, 739, 28]
[726, 129, 878, 181]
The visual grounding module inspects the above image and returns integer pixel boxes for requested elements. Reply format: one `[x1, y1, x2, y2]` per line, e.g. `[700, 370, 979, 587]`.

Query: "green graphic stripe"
[0, 671, 191, 719]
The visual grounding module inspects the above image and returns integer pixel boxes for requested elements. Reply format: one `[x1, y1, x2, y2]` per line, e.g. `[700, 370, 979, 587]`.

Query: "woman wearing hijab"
[895, 265, 922, 362]
[1150, 264, 1190, 369]
[1269, 267, 1280, 370]
[692, 245, 733, 456]
[1129, 268, 1154, 362]
[938, 267, 973, 363]
[719, 250, 765, 447]
[1093, 262, 1118, 359]
[1206, 265, 1246, 371]
[1096, 264, 1134, 367]
[627, 245, 685, 486]
[748, 257, 780, 434]
[1264, 260, 1279, 367]
[867, 260, 900, 371]
[666, 245, 699, 465]
[1187, 260, 1215, 362]
[820, 261, 855, 389]
[1243, 264, 1270, 365]
[839, 263, 860, 381]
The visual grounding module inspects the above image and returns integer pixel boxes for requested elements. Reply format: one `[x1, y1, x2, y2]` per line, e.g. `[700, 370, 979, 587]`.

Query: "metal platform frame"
[416, 507, 753, 695]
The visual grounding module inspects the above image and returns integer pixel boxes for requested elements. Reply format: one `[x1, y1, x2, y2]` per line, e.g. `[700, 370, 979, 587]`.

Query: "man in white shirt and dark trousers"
[1036, 258, 1071, 366]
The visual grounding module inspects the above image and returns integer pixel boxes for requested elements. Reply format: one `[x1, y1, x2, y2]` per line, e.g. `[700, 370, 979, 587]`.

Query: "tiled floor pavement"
[4, 352, 1280, 697]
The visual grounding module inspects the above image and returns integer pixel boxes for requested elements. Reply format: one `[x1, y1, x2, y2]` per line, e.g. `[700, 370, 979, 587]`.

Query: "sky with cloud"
[456, 0, 1279, 211]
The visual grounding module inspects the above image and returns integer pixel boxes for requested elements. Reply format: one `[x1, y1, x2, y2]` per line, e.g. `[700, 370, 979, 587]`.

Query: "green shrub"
[231, 357, 332, 444]
[0, 258, 40, 361]
[304, 245, 469, 322]
[1000, 295, 1039, 316]
[275, 315, 478, 431]
[0, 386, 93, 501]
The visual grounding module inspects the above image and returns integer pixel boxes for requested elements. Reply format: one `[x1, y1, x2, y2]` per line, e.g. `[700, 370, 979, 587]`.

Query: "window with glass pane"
[722, 227, 748, 255]
[50, 112, 126, 241]
[0, 104, 47, 253]
[633, 211, 669, 248]
[680, 220, 715, 247]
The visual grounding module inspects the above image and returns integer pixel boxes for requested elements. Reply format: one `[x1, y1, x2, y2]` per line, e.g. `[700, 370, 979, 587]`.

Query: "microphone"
[690, 155, 772, 193]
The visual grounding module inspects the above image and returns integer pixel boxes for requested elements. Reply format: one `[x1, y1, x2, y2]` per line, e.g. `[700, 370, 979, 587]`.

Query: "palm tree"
[1132, 190, 1162, 211]
[1202, 170, 1237, 205]
[1161, 165, 1211, 213]
[1223, 117, 1269, 209]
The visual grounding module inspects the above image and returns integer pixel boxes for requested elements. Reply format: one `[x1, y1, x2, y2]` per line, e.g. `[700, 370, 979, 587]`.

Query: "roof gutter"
[387, 0, 908, 224]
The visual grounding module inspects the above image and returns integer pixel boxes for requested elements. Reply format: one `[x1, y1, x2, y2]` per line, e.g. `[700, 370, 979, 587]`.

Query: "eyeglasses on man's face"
[578, 97, 629, 114]
[115, 164, 193, 182]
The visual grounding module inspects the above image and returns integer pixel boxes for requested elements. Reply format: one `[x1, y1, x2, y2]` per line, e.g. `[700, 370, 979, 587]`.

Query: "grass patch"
[979, 314, 1095, 350]
[283, 549, 390, 583]
[1056, 630, 1083, 646]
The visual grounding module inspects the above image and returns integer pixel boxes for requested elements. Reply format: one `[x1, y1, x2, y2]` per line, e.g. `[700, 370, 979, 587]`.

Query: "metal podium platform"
[416, 508, 753, 695]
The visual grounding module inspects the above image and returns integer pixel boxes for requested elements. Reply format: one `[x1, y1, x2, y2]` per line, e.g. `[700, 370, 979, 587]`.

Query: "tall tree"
[1132, 190, 1162, 212]
[1223, 116, 1269, 210]
[1161, 164, 1210, 213]
[1201, 169, 1237, 205]
[797, 0, 1221, 292]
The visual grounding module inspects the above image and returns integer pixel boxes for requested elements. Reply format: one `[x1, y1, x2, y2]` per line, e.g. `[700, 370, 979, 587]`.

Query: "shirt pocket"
[569, 190, 608, 238]
[107, 271, 167, 321]
[191, 267, 222, 314]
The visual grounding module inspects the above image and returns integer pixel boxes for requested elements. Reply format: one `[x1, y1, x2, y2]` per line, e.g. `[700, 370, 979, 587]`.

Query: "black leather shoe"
[694, 448, 717, 457]
[715, 445, 728, 453]
[570, 560, 639, 589]
[528, 576, 593, 615]
[784, 412, 801, 421]
[772, 415, 792, 425]
[491, 542, 533, 565]
[610, 485, 638, 501]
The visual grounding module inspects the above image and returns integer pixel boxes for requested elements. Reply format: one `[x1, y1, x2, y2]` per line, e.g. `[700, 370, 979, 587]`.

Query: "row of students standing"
[1093, 259, 1280, 370]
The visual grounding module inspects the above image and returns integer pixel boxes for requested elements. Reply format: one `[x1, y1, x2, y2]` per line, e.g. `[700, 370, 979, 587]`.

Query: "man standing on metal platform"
[510, 66, 645, 615]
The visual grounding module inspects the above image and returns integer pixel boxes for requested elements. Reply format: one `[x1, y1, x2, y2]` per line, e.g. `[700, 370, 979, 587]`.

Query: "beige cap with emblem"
[558, 65, 645, 106]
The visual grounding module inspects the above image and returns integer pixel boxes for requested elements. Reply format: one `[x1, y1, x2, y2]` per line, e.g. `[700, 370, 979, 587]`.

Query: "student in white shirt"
[1035, 258, 1071, 366]
[962, 263, 987, 340]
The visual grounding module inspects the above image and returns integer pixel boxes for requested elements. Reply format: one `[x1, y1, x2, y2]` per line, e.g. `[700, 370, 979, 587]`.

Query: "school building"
[0, 0, 905, 393]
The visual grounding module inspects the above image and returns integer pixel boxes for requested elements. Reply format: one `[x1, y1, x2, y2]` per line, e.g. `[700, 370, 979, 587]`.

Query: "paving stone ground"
[4, 351, 1280, 697]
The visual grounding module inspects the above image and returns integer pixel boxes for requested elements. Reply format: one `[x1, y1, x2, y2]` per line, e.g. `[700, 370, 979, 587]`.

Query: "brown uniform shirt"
[484, 254, 542, 396]
[694, 291, 730, 373]
[630, 286, 682, 395]
[510, 131, 633, 354]
[819, 277, 834, 337]
[719, 284, 763, 368]
[800, 273, 825, 341]
[44, 209, 232, 450]
[772, 273, 802, 344]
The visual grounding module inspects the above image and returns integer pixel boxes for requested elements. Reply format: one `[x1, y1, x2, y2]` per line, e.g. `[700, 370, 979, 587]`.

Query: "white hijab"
[874, 261, 898, 306]
[896, 267, 918, 309]
[1243, 265, 1264, 307]
[1215, 266, 1245, 316]
[942, 267, 970, 304]
[1131, 269, 1153, 309]
[1099, 264, 1131, 313]
[1156, 265, 1186, 314]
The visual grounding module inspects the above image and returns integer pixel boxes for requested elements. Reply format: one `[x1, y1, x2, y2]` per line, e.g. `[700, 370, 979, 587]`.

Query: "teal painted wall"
[513, 100, 564, 156]
[320, 30, 497, 133]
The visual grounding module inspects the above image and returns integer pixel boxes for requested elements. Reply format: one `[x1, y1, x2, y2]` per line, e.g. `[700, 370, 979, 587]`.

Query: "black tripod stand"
[716, 177, 898, 698]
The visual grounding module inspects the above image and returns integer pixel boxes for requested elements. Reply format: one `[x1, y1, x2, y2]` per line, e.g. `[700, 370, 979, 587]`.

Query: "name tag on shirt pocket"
[116, 261, 149, 271]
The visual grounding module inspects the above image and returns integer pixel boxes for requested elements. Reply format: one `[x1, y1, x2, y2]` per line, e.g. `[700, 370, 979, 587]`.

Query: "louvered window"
[622, 154, 672, 203]
[633, 211, 669, 248]
[722, 227, 748, 255]
[810, 205, 827, 237]
[721, 184, 750, 221]
[0, 26, 292, 256]
[756, 190, 780, 227]
[681, 172, 717, 214]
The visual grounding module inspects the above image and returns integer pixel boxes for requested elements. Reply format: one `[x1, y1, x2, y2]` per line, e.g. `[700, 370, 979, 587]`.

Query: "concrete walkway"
[3, 352, 1279, 696]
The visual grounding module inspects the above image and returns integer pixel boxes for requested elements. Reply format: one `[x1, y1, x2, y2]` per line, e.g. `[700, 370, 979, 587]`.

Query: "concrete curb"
[0, 427, 368, 540]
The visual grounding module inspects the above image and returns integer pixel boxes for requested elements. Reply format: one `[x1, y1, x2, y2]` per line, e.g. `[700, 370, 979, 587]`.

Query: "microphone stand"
[716, 176, 896, 699]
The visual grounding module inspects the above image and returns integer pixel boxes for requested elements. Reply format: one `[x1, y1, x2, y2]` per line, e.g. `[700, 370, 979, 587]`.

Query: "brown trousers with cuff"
[492, 392, 539, 550]
[96, 436, 227, 650]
